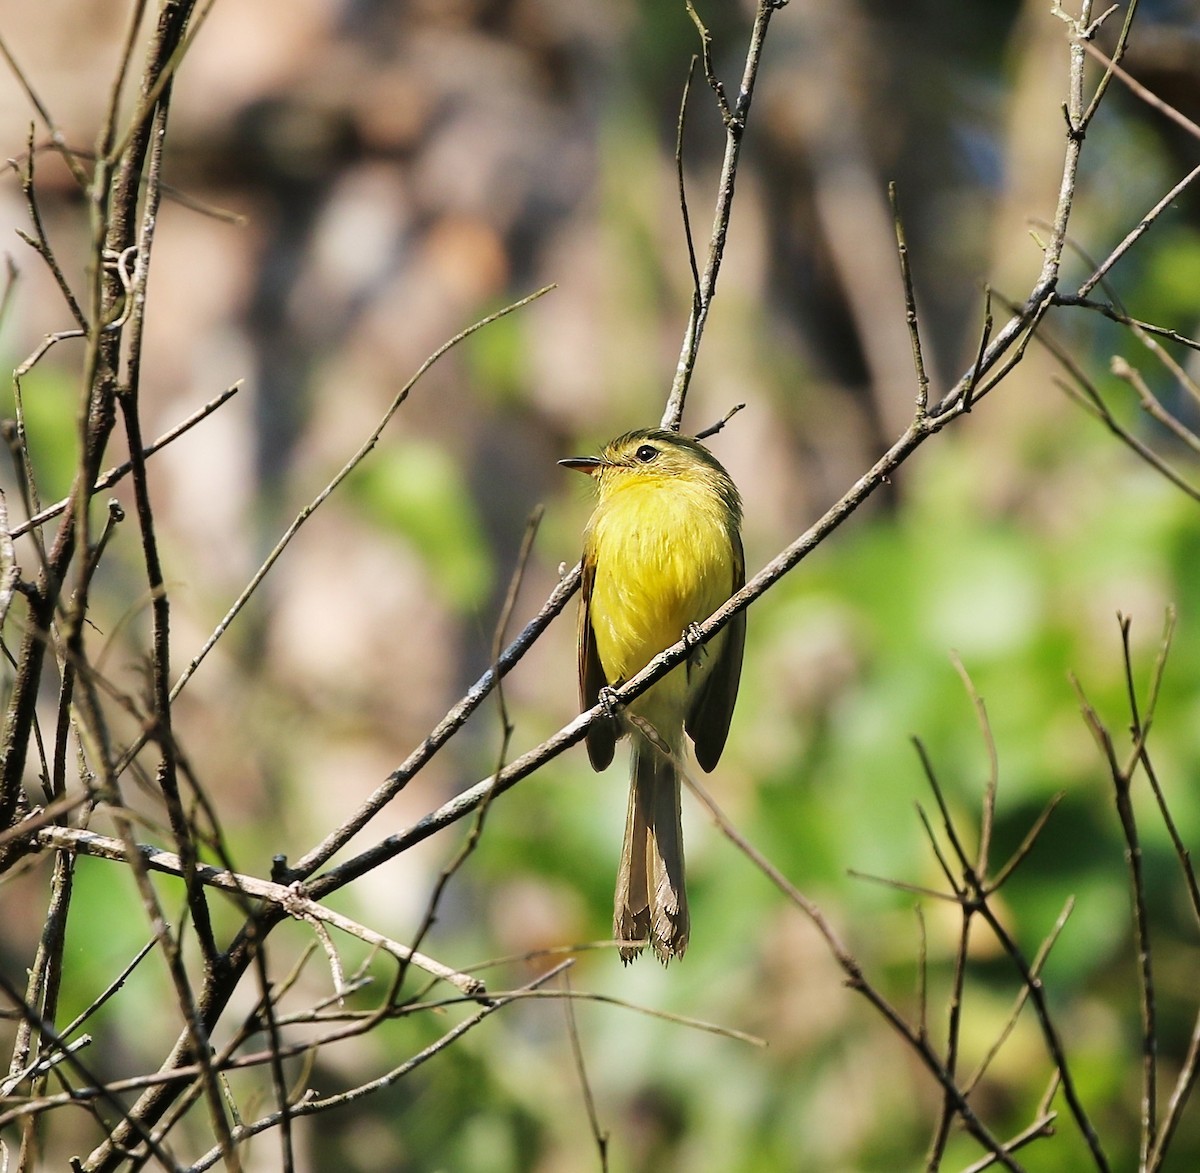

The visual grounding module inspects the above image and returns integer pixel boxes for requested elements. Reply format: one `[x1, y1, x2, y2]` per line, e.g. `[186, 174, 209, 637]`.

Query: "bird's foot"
[597, 684, 622, 720]
[683, 622, 707, 681]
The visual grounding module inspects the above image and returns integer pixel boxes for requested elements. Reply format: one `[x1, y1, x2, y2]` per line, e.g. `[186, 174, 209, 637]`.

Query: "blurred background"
[3, 0, 1200, 1169]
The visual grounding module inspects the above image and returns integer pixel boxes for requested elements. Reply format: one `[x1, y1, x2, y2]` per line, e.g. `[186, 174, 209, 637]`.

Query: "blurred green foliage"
[348, 439, 493, 613]
[11, 365, 78, 503]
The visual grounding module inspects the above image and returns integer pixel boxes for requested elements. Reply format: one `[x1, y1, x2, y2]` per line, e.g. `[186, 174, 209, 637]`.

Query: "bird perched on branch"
[560, 428, 745, 963]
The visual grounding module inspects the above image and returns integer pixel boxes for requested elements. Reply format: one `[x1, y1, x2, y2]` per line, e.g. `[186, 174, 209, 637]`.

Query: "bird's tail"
[614, 731, 688, 963]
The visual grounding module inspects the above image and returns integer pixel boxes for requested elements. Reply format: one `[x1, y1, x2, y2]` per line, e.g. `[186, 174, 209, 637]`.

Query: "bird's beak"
[558, 455, 603, 475]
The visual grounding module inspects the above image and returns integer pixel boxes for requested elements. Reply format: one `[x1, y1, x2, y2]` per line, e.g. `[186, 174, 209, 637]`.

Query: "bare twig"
[962, 898, 1075, 1095]
[562, 970, 609, 1172]
[916, 736, 1110, 1171]
[180, 962, 573, 1173]
[0, 33, 90, 188]
[1074, 615, 1178, 1167]
[676, 54, 702, 309]
[389, 505, 543, 1002]
[30, 825, 485, 997]
[10, 383, 240, 539]
[694, 402, 746, 441]
[1110, 356, 1200, 454]
[1081, 38, 1200, 143]
[889, 183, 930, 418]
[960, 1112, 1058, 1173]
[675, 763, 1025, 1171]
[1151, 1004, 1200, 1171]
[1078, 162, 1200, 298]
[167, 285, 553, 709]
[664, 0, 785, 431]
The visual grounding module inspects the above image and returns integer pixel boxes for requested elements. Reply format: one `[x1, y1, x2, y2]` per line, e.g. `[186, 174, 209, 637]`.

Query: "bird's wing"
[579, 550, 616, 770]
[686, 531, 745, 772]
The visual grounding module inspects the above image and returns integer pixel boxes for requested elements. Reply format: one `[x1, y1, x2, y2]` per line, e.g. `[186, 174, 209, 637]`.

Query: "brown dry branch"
[618, 706, 1067, 1172]
[890, 183, 931, 416]
[1003, 288, 1200, 502]
[670, 729, 1033, 1173]
[28, 826, 484, 997]
[961, 901, 1075, 1098]
[8, 384, 241, 541]
[1071, 614, 1200, 1172]
[662, 0, 787, 432]
[561, 969, 610, 1173]
[1049, 28, 1200, 493]
[12, 135, 87, 333]
[165, 285, 553, 720]
[1, 6, 232, 1167]
[916, 740, 1110, 1171]
[178, 962, 573, 1173]
[1110, 356, 1200, 455]
[380, 504, 542, 1007]
[922, 660, 1001, 1168]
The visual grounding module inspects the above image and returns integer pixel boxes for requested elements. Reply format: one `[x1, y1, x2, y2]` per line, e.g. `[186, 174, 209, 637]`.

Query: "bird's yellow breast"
[585, 473, 735, 696]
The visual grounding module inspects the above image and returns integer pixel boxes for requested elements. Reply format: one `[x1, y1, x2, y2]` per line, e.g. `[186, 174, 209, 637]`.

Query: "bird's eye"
[634, 444, 658, 463]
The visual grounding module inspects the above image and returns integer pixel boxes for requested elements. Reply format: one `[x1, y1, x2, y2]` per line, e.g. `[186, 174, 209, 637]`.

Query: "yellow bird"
[560, 429, 745, 963]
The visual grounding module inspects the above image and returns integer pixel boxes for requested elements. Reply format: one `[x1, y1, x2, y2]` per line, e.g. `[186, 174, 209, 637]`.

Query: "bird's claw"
[597, 685, 622, 720]
[683, 622, 707, 682]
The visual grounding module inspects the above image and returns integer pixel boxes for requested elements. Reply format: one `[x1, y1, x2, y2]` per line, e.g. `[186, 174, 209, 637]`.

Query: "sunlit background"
[3, 1, 1200, 1169]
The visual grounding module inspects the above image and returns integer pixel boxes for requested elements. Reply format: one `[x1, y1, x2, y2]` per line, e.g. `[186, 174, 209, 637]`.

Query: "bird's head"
[559, 428, 740, 520]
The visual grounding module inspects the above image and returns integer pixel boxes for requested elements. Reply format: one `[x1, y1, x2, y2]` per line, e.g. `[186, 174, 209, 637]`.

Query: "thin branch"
[693, 402, 746, 440]
[284, 551, 581, 885]
[663, 0, 784, 430]
[1077, 0, 1140, 129]
[562, 970, 609, 1172]
[1014, 286, 1200, 501]
[10, 383, 240, 539]
[0, 34, 91, 188]
[1074, 617, 1161, 1163]
[1110, 356, 1200, 455]
[960, 1112, 1058, 1173]
[675, 54, 702, 309]
[962, 286, 994, 411]
[951, 655, 998, 879]
[987, 793, 1065, 895]
[926, 894, 972, 1171]
[1077, 162, 1200, 298]
[14, 130, 87, 330]
[179, 963, 572, 1173]
[929, 0, 1094, 420]
[166, 286, 552, 710]
[390, 506, 543, 1001]
[1054, 295, 1200, 353]
[1150, 1003, 1200, 1171]
[1081, 38, 1200, 143]
[889, 182, 930, 417]
[0, 967, 176, 1164]
[1058, 375, 1200, 501]
[916, 734, 1109, 1170]
[676, 764, 1025, 1171]
[30, 826, 485, 998]
[1127, 318, 1200, 413]
[962, 899, 1075, 1095]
